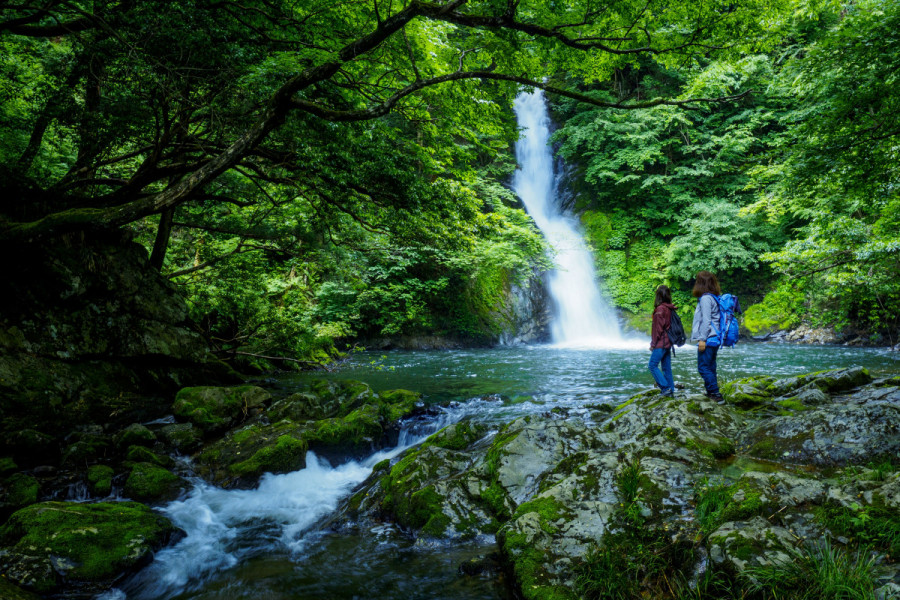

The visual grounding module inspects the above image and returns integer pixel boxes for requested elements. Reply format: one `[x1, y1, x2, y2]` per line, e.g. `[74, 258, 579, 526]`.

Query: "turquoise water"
[110, 343, 898, 600]
[277, 344, 900, 423]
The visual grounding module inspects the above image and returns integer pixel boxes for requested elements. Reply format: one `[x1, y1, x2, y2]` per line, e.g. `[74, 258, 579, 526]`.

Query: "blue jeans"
[697, 345, 720, 395]
[648, 348, 674, 393]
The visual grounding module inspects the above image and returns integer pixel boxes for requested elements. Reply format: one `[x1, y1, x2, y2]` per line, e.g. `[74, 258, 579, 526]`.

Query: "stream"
[101, 344, 900, 600]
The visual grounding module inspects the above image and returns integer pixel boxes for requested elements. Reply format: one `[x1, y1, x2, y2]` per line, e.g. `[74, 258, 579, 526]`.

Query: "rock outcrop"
[346, 367, 900, 600]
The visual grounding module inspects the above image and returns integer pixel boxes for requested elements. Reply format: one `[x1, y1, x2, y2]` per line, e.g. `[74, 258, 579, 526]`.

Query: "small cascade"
[512, 90, 633, 348]
[99, 416, 459, 600]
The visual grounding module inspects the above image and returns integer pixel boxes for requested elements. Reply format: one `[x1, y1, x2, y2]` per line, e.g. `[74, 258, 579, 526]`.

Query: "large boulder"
[173, 385, 272, 435]
[195, 420, 309, 487]
[0, 501, 179, 594]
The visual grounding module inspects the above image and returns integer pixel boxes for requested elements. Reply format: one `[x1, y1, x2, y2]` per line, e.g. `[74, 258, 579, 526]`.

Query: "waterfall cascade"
[512, 90, 634, 348]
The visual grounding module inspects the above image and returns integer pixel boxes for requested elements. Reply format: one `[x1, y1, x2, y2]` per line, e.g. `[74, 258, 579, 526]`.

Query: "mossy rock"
[497, 496, 579, 600]
[1, 473, 40, 514]
[87, 465, 114, 497]
[123, 462, 183, 502]
[158, 422, 201, 452]
[124, 445, 173, 468]
[0, 577, 42, 600]
[60, 434, 110, 467]
[268, 391, 331, 422]
[0, 501, 179, 594]
[173, 385, 272, 434]
[115, 423, 156, 448]
[195, 420, 308, 487]
[378, 389, 423, 423]
[305, 379, 376, 415]
[425, 420, 489, 451]
[708, 516, 798, 573]
[721, 376, 776, 406]
[228, 435, 308, 480]
[303, 404, 385, 449]
[770, 367, 873, 397]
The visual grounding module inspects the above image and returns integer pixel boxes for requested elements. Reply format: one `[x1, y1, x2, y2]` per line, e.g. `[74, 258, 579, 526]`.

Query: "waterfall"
[512, 90, 631, 348]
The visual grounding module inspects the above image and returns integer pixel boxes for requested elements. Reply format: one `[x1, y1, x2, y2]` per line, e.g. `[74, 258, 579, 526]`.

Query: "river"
[101, 343, 899, 600]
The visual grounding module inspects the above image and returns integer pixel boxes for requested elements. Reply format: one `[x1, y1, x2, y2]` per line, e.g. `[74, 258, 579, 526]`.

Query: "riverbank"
[2, 361, 899, 599]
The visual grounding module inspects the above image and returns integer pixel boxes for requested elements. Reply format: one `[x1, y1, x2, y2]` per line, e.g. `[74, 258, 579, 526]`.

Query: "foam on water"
[103, 420, 455, 599]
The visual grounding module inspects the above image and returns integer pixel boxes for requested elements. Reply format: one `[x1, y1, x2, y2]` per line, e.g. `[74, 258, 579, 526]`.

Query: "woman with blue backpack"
[648, 285, 677, 397]
[691, 271, 725, 403]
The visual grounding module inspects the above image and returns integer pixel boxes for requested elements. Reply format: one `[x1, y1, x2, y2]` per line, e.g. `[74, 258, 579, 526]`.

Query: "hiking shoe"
[708, 393, 725, 405]
[660, 389, 675, 398]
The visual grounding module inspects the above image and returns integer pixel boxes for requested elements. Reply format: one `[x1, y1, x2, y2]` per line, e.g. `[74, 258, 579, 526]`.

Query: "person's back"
[691, 271, 724, 403]
[691, 293, 719, 345]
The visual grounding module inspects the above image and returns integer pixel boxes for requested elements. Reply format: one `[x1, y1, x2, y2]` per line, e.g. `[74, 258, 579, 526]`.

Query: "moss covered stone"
[173, 385, 272, 434]
[0, 577, 42, 600]
[0, 501, 178, 593]
[158, 422, 201, 452]
[115, 423, 156, 448]
[721, 376, 776, 406]
[229, 435, 308, 479]
[303, 404, 384, 448]
[60, 433, 110, 467]
[124, 445, 173, 468]
[123, 462, 182, 502]
[1, 473, 40, 512]
[196, 420, 308, 486]
[425, 420, 488, 451]
[87, 465, 114, 496]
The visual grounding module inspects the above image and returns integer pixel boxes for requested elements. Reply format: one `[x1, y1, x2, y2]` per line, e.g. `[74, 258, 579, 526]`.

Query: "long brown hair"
[692, 271, 721, 297]
[654, 285, 672, 308]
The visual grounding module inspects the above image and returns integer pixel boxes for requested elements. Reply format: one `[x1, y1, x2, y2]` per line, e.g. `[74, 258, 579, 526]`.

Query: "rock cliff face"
[0, 232, 232, 460]
[346, 367, 900, 599]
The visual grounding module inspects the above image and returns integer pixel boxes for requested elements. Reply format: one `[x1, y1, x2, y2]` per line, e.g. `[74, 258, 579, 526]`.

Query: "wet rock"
[744, 402, 900, 466]
[86, 465, 114, 497]
[268, 380, 376, 422]
[0, 501, 179, 594]
[173, 385, 272, 435]
[195, 420, 308, 487]
[115, 423, 156, 448]
[709, 516, 799, 572]
[123, 462, 184, 502]
[158, 422, 202, 453]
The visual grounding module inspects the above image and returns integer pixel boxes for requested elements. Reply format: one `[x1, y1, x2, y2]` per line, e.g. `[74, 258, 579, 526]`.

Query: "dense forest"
[1, 0, 898, 368]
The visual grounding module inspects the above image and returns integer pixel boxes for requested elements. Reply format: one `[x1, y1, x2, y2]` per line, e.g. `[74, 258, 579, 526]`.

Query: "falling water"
[512, 90, 630, 348]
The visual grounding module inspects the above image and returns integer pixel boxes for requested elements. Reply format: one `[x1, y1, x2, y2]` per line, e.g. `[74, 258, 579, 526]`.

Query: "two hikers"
[648, 271, 738, 403]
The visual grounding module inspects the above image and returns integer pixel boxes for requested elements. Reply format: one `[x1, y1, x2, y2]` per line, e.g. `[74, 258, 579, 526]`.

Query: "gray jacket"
[691, 294, 719, 342]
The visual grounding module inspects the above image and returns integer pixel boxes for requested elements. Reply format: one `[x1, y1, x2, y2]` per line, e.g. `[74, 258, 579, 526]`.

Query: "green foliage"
[744, 539, 881, 600]
[743, 282, 806, 335]
[815, 501, 900, 559]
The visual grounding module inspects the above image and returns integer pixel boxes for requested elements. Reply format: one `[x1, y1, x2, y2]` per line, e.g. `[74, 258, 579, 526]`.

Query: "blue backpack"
[706, 293, 742, 348]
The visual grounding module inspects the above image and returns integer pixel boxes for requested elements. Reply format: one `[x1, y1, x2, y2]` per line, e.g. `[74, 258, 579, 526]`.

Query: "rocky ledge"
[0, 377, 425, 596]
[344, 367, 900, 599]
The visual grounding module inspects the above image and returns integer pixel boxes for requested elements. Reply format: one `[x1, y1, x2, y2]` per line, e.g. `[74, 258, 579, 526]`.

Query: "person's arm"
[651, 308, 666, 348]
[691, 298, 711, 344]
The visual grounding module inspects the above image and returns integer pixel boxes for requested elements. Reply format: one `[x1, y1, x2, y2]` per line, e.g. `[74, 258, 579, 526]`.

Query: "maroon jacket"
[650, 303, 676, 349]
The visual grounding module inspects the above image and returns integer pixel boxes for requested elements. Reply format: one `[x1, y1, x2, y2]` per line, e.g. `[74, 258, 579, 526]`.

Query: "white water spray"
[100, 420, 457, 600]
[512, 90, 639, 348]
